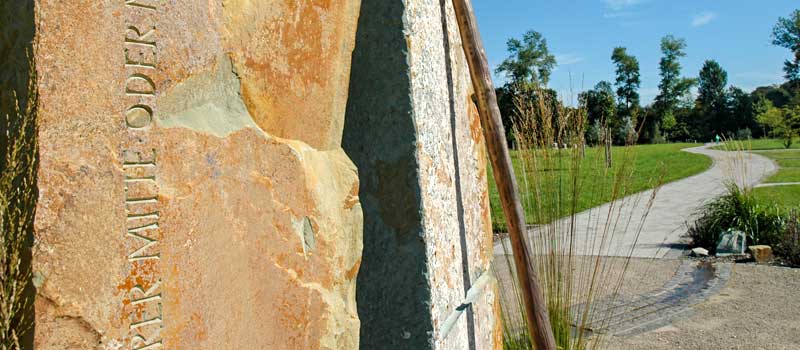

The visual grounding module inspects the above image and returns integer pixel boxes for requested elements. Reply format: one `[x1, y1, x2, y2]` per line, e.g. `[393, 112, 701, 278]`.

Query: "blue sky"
[473, 0, 798, 105]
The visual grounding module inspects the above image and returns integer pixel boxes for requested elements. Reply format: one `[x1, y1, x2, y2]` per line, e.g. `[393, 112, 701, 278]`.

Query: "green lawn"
[752, 149, 800, 184]
[488, 143, 712, 231]
[750, 149, 800, 211]
[773, 158, 800, 168]
[752, 185, 800, 212]
[766, 168, 800, 183]
[713, 138, 800, 150]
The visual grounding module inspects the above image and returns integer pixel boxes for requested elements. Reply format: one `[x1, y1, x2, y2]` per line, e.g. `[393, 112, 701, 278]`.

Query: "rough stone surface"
[748, 245, 773, 263]
[33, 1, 362, 349]
[717, 230, 747, 256]
[691, 247, 709, 257]
[344, 0, 500, 349]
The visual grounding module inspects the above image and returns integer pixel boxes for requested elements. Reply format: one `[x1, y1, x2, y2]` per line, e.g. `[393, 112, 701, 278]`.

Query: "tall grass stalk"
[0, 59, 37, 350]
[495, 85, 664, 350]
[717, 138, 754, 193]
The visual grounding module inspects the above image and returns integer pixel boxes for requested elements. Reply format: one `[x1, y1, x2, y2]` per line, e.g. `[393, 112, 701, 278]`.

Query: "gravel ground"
[494, 256, 681, 326]
[496, 257, 800, 349]
[604, 263, 800, 350]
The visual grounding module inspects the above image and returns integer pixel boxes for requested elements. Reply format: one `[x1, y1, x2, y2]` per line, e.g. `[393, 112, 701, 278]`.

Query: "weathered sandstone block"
[32, 1, 362, 349]
[344, 0, 501, 349]
[748, 245, 773, 263]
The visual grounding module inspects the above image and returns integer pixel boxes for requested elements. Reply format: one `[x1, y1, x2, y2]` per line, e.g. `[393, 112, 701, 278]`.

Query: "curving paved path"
[494, 145, 778, 259]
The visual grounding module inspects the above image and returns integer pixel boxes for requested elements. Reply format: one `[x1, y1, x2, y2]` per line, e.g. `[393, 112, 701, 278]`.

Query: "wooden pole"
[450, 1, 556, 349]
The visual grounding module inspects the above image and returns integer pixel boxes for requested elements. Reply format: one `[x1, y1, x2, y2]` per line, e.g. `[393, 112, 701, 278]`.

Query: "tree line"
[496, 9, 800, 148]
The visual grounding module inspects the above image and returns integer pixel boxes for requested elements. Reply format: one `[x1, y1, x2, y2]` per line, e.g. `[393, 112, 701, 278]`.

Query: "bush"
[776, 212, 800, 266]
[735, 128, 752, 140]
[688, 184, 785, 254]
[585, 121, 600, 145]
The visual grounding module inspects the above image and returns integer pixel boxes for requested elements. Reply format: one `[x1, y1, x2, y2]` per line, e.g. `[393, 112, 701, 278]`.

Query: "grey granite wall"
[344, 0, 501, 349]
[344, 0, 433, 348]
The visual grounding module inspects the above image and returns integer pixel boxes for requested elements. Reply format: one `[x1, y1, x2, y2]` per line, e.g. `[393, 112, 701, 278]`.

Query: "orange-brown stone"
[32, 1, 362, 349]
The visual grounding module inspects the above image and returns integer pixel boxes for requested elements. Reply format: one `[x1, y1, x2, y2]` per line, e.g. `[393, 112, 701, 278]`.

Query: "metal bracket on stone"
[439, 271, 495, 340]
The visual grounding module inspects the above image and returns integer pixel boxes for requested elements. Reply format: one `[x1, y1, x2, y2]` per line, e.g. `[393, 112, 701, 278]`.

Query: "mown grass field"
[752, 186, 800, 212]
[753, 149, 800, 183]
[713, 138, 800, 151]
[749, 147, 800, 210]
[488, 143, 712, 231]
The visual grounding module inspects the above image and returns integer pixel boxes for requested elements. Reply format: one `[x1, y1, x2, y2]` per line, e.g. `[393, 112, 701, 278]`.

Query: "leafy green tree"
[495, 31, 562, 147]
[495, 86, 517, 147]
[726, 86, 763, 138]
[772, 9, 800, 82]
[496, 30, 557, 87]
[496, 84, 562, 148]
[583, 81, 616, 125]
[695, 60, 728, 137]
[654, 35, 695, 140]
[758, 101, 784, 134]
[580, 81, 618, 165]
[697, 60, 728, 111]
[610, 47, 640, 112]
[753, 83, 797, 108]
[758, 101, 800, 148]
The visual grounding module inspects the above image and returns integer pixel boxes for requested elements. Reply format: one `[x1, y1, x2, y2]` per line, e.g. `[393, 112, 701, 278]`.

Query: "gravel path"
[492, 256, 683, 333]
[493, 145, 778, 258]
[604, 264, 800, 350]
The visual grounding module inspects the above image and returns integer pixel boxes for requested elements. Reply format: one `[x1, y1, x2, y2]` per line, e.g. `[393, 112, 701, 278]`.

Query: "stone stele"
[344, 0, 501, 349]
[25, 0, 502, 349]
[32, 1, 362, 349]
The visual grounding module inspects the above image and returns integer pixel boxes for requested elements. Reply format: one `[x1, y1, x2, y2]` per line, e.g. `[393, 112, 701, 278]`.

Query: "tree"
[495, 86, 517, 147]
[695, 60, 728, 137]
[496, 30, 557, 87]
[654, 35, 695, 140]
[494, 31, 565, 148]
[580, 81, 618, 165]
[772, 9, 800, 82]
[697, 60, 728, 111]
[753, 82, 798, 108]
[758, 101, 800, 148]
[496, 84, 563, 148]
[610, 47, 641, 111]
[726, 87, 762, 138]
[583, 81, 616, 125]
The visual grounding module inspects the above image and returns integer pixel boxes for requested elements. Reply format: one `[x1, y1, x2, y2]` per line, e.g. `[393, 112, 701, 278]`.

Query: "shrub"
[688, 184, 785, 254]
[775, 212, 800, 266]
[735, 128, 752, 140]
[585, 121, 600, 145]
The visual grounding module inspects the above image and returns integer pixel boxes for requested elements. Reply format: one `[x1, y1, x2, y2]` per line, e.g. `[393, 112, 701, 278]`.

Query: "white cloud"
[603, 0, 646, 22]
[603, 11, 634, 19]
[691, 12, 717, 27]
[555, 54, 584, 66]
[604, 0, 644, 11]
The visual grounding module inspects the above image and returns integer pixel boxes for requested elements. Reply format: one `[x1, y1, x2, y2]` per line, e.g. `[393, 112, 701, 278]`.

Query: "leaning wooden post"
[450, 1, 557, 349]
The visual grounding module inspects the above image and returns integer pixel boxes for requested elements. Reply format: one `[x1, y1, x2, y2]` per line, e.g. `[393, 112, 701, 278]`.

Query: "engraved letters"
[121, 1, 163, 349]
